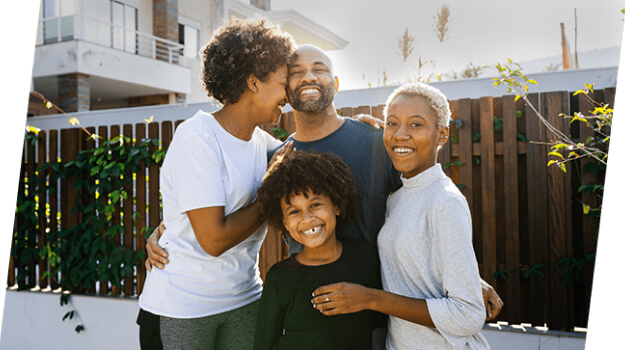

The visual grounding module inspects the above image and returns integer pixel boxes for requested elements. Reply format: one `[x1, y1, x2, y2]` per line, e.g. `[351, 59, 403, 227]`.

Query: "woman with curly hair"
[137, 17, 296, 350]
[253, 150, 384, 349]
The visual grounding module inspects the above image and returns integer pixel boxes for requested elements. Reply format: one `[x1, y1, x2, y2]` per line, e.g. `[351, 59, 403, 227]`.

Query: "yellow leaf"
[527, 79, 538, 85]
[145, 115, 154, 124]
[27, 125, 41, 134]
[514, 94, 521, 102]
[547, 160, 557, 167]
[46, 101, 53, 109]
[548, 151, 564, 159]
[68, 117, 80, 126]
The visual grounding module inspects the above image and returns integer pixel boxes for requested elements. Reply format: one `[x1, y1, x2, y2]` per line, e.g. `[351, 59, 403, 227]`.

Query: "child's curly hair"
[201, 17, 296, 104]
[257, 150, 359, 239]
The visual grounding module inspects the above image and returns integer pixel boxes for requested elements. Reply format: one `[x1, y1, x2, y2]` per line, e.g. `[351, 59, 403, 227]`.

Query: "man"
[146, 44, 503, 348]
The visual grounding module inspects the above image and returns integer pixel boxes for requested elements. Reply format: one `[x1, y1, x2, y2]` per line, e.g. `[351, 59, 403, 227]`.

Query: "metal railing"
[38, 15, 184, 64]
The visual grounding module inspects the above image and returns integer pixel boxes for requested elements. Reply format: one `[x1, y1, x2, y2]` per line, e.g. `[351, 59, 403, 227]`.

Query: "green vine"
[13, 131, 166, 332]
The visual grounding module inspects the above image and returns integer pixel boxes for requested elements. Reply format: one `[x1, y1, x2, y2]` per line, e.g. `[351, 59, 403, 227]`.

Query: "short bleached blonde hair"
[383, 82, 451, 129]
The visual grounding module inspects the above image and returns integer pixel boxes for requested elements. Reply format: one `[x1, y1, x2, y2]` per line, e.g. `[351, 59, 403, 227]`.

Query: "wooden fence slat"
[338, 107, 353, 118]
[354, 105, 371, 116]
[110, 125, 121, 296]
[479, 97, 497, 287]
[60, 128, 80, 292]
[97, 126, 109, 294]
[148, 123, 161, 231]
[544, 91, 574, 330]
[26, 137, 37, 289]
[524, 93, 549, 326]
[371, 105, 385, 120]
[135, 123, 147, 295]
[502, 95, 521, 322]
[577, 90, 601, 328]
[455, 99, 473, 215]
[85, 127, 97, 294]
[123, 124, 134, 296]
[470, 99, 483, 264]
[48, 130, 59, 290]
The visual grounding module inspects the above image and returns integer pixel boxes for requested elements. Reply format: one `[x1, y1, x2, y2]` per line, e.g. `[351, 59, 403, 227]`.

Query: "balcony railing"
[38, 15, 184, 65]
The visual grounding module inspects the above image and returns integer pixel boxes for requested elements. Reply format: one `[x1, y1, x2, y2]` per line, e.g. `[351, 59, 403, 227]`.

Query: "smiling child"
[253, 150, 383, 350]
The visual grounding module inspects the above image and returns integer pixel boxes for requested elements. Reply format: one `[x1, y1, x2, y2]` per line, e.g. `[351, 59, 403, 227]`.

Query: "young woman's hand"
[145, 222, 169, 271]
[311, 282, 374, 316]
[266, 140, 294, 177]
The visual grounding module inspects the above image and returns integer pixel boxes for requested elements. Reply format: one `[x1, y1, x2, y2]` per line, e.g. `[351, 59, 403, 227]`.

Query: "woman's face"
[255, 65, 288, 124]
[383, 94, 449, 179]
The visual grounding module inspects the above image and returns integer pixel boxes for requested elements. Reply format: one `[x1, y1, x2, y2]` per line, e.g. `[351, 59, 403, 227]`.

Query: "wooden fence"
[10, 89, 612, 331]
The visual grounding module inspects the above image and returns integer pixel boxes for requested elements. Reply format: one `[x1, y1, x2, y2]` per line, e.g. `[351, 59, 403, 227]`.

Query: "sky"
[272, 0, 624, 90]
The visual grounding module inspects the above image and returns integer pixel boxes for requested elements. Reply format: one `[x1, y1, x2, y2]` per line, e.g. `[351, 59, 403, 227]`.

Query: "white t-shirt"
[139, 110, 282, 318]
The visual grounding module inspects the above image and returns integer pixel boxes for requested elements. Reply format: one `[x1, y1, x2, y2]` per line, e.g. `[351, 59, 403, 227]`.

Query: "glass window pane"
[60, 0, 76, 16]
[124, 5, 137, 53]
[184, 26, 199, 59]
[43, 0, 56, 18]
[112, 2, 124, 50]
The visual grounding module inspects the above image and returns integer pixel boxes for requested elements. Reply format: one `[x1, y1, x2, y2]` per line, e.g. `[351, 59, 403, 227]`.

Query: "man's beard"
[287, 82, 334, 113]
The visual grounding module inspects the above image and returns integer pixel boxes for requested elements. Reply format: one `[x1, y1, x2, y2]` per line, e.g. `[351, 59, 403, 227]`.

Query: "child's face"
[280, 189, 340, 250]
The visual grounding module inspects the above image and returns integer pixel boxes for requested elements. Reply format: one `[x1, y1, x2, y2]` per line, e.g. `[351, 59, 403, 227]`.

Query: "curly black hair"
[201, 17, 296, 104]
[257, 150, 359, 239]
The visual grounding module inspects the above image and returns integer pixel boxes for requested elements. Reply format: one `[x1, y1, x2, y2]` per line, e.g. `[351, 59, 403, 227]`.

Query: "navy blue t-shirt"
[269, 118, 402, 249]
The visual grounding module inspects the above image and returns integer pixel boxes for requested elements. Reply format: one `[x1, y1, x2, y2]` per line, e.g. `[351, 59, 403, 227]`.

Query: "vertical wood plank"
[109, 125, 121, 296]
[354, 105, 371, 116]
[525, 93, 549, 326]
[338, 107, 353, 118]
[123, 124, 134, 296]
[502, 95, 521, 321]
[37, 131, 49, 290]
[371, 105, 385, 120]
[455, 99, 474, 214]
[148, 123, 161, 234]
[48, 130, 59, 290]
[26, 136, 37, 289]
[135, 123, 147, 295]
[544, 91, 573, 330]
[578, 90, 601, 327]
[97, 126, 109, 294]
[479, 97, 497, 287]
[60, 129, 80, 292]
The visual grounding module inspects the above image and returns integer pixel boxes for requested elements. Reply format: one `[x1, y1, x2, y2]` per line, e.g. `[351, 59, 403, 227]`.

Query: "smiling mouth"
[393, 146, 414, 155]
[302, 226, 322, 236]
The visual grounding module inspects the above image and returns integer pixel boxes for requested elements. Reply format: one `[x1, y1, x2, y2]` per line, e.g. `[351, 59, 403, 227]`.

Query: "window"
[178, 18, 200, 59]
[42, 0, 76, 43]
[111, 1, 138, 53]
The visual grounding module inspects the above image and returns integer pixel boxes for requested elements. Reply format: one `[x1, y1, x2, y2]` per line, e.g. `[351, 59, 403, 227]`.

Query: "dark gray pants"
[160, 300, 260, 350]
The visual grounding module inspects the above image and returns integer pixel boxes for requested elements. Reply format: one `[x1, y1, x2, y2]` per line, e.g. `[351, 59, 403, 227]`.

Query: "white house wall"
[33, 40, 191, 94]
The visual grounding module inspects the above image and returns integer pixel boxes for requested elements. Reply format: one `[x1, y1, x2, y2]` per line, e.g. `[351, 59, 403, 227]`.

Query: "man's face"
[287, 47, 336, 113]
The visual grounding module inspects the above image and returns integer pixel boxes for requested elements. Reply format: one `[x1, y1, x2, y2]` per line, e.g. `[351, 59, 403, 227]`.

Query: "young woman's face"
[281, 190, 340, 250]
[383, 94, 449, 178]
[255, 65, 288, 124]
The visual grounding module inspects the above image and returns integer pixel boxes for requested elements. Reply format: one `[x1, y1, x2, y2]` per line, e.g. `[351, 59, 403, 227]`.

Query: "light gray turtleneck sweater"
[378, 164, 490, 350]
